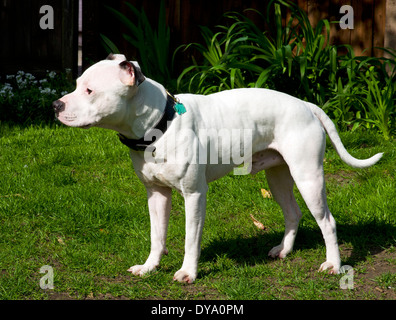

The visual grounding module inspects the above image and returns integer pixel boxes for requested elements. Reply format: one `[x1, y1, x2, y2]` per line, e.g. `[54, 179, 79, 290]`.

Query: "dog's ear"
[119, 61, 136, 86]
[106, 53, 127, 61]
[119, 60, 145, 86]
[131, 61, 145, 86]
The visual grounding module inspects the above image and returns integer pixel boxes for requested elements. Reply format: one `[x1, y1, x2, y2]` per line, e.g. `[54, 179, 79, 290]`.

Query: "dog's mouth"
[63, 114, 78, 122]
[57, 113, 95, 129]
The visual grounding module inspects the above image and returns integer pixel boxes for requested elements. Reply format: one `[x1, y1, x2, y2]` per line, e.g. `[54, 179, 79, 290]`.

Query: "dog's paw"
[268, 245, 290, 259]
[318, 261, 340, 274]
[173, 269, 196, 284]
[127, 264, 157, 276]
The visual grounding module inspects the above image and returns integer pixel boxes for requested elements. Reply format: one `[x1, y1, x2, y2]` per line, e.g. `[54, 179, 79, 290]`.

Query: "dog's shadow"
[200, 221, 396, 269]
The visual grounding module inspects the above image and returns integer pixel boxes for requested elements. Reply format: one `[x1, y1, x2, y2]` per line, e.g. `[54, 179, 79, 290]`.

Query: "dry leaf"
[261, 189, 272, 198]
[250, 214, 267, 230]
[57, 237, 65, 245]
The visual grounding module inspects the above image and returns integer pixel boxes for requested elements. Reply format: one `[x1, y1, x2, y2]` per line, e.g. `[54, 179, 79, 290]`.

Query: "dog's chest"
[130, 153, 186, 190]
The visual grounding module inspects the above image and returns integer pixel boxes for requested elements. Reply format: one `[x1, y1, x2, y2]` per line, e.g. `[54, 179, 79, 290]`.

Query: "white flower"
[40, 87, 52, 94]
[25, 73, 35, 80]
[16, 76, 28, 89]
[61, 91, 68, 95]
[48, 71, 56, 79]
[0, 83, 14, 99]
[40, 87, 57, 95]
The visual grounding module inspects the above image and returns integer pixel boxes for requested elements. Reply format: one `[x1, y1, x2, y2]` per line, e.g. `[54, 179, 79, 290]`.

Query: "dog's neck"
[123, 78, 168, 140]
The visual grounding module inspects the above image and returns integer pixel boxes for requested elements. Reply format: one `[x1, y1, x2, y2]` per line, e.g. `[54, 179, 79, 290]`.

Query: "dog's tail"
[307, 102, 383, 168]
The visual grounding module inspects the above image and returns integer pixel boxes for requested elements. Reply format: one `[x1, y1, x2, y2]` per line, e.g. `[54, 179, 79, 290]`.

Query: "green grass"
[0, 124, 395, 300]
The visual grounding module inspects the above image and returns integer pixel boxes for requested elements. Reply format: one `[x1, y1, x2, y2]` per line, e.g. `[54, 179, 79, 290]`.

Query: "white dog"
[53, 54, 382, 283]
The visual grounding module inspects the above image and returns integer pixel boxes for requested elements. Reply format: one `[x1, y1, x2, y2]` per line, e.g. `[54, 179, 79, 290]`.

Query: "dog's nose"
[52, 100, 65, 112]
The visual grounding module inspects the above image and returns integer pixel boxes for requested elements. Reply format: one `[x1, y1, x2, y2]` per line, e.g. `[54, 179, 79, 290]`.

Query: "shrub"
[101, 0, 175, 90]
[176, 1, 341, 99]
[177, 0, 396, 138]
[0, 70, 74, 125]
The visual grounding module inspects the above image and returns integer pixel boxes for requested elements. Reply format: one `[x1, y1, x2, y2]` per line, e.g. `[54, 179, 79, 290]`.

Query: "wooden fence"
[0, 0, 78, 77]
[0, 0, 393, 77]
[297, 0, 387, 57]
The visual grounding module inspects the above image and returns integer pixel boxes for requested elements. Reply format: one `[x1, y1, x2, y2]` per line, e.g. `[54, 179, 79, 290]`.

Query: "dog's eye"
[86, 88, 93, 95]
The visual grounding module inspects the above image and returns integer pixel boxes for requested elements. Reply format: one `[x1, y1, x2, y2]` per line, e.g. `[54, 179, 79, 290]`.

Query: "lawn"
[0, 124, 395, 300]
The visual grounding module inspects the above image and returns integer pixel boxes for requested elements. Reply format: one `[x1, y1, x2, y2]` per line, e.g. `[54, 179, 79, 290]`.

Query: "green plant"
[178, 1, 337, 96]
[322, 78, 363, 132]
[176, 6, 278, 94]
[0, 70, 74, 125]
[176, 25, 258, 94]
[375, 272, 396, 290]
[102, 0, 174, 89]
[359, 66, 395, 140]
[177, 1, 342, 101]
[177, 0, 396, 138]
[321, 47, 396, 135]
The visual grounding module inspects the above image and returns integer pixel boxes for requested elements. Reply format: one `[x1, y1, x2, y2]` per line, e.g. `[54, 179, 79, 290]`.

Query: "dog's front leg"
[173, 191, 207, 284]
[128, 186, 172, 276]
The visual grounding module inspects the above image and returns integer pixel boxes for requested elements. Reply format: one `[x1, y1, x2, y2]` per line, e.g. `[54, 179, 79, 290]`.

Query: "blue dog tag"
[174, 102, 187, 115]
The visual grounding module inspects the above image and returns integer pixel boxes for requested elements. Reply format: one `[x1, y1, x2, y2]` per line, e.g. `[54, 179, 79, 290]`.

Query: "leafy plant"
[359, 66, 395, 140]
[322, 77, 363, 132]
[102, 0, 174, 89]
[0, 70, 74, 125]
[177, 0, 396, 138]
[176, 25, 257, 94]
[177, 1, 340, 100]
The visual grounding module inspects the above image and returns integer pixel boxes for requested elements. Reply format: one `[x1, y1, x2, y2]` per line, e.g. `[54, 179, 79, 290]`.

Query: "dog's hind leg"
[292, 168, 341, 274]
[284, 142, 341, 274]
[266, 164, 302, 259]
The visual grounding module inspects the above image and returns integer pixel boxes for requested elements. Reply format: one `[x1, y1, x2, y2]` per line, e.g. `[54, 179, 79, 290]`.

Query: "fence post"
[62, 0, 79, 78]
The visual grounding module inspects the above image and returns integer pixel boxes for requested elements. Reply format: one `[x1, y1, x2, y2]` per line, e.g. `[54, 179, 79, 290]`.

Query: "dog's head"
[52, 54, 145, 129]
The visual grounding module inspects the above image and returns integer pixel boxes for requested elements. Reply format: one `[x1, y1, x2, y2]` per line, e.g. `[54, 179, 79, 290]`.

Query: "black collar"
[117, 93, 177, 152]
